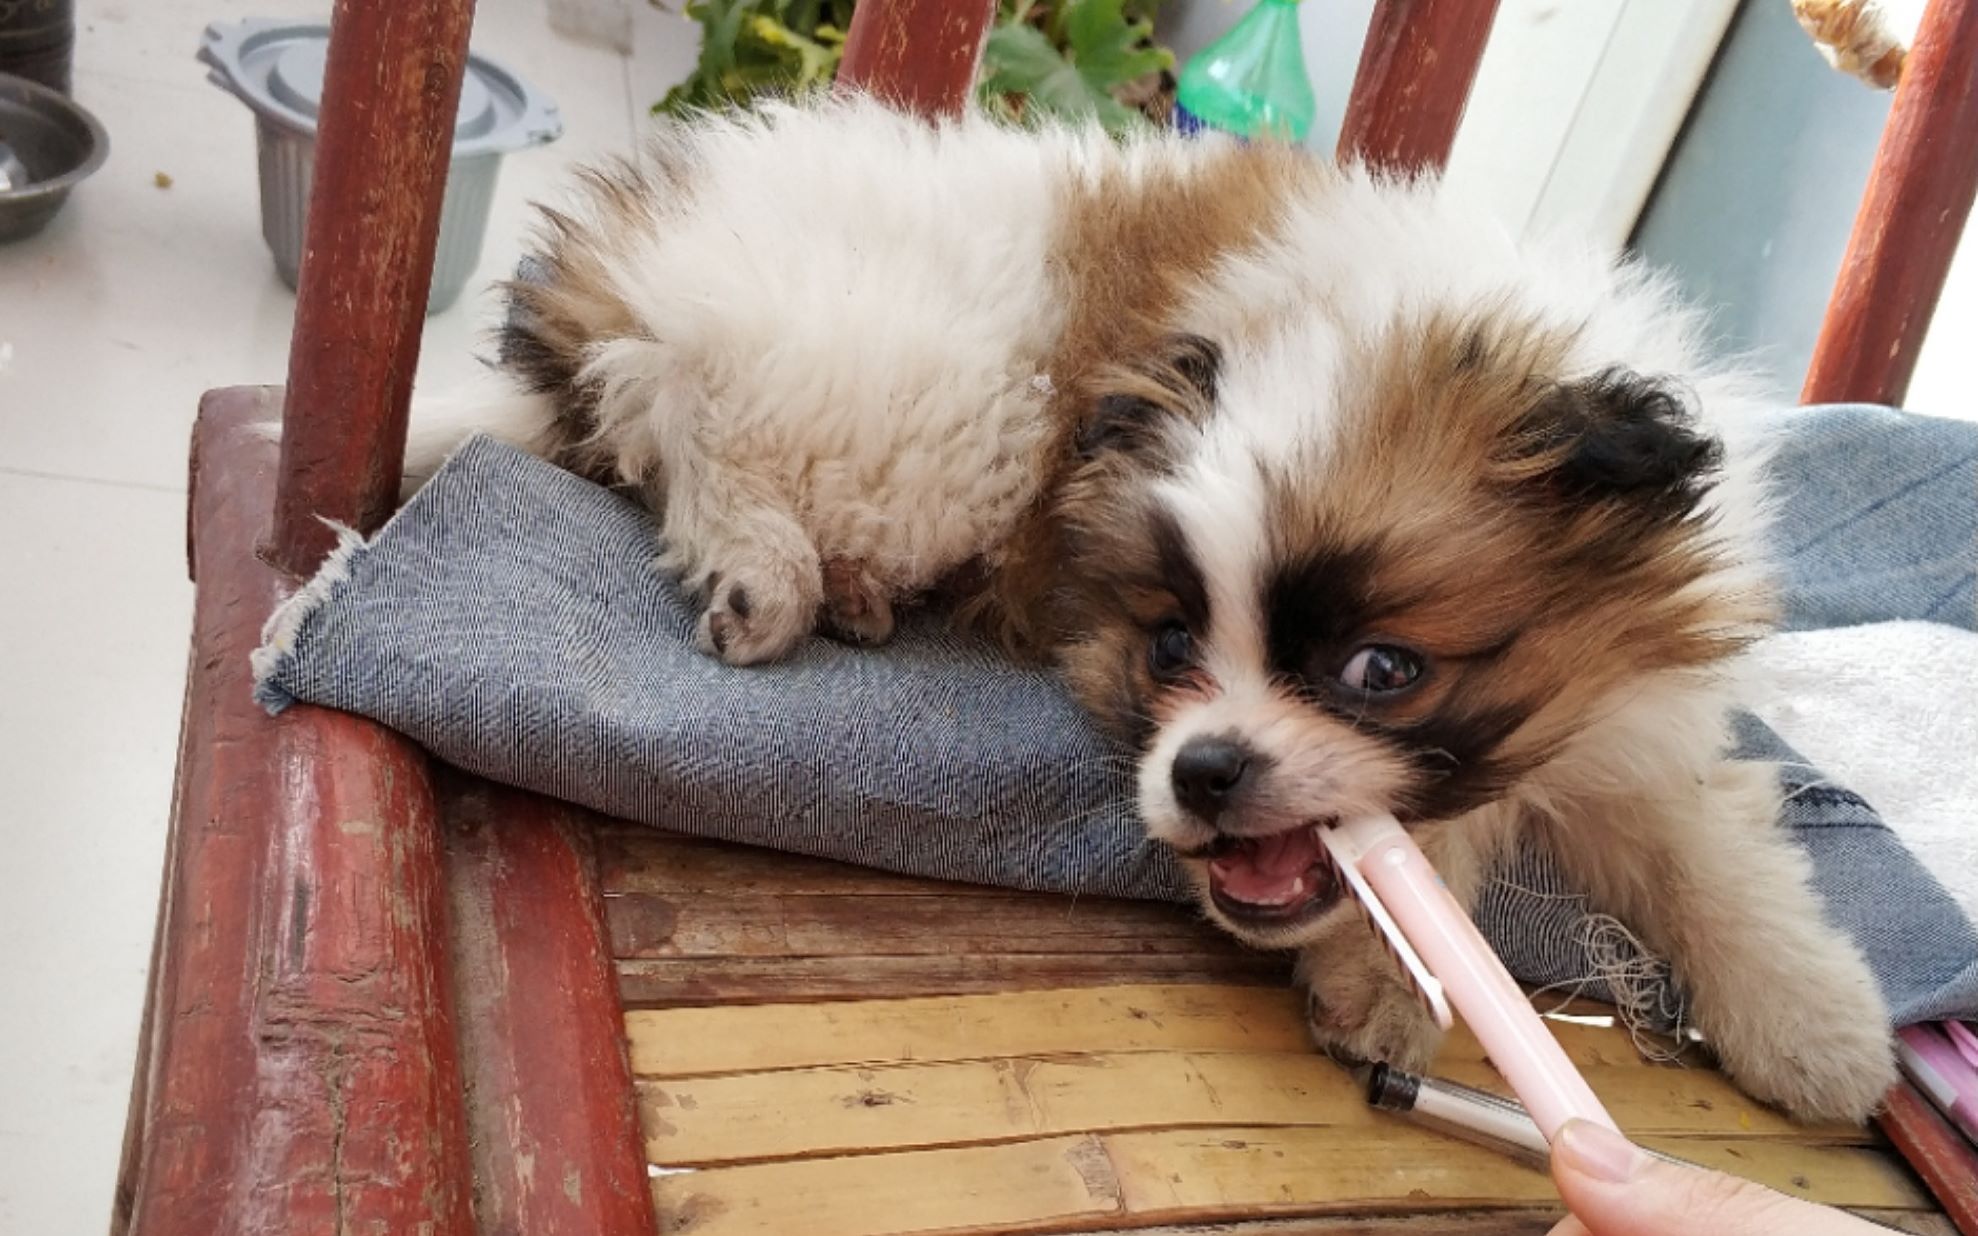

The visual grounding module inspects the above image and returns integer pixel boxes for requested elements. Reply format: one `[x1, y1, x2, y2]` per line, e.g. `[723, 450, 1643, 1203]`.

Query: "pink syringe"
[1317, 813, 1619, 1143]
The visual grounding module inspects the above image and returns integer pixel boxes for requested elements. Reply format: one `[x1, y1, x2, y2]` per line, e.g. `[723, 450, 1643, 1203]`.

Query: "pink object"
[1321, 814, 1619, 1143]
[1943, 1020, 1978, 1069]
[1897, 1023, 1978, 1147]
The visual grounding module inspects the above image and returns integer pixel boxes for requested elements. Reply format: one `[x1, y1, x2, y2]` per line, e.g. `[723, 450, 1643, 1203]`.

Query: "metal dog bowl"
[198, 17, 562, 314]
[0, 71, 108, 243]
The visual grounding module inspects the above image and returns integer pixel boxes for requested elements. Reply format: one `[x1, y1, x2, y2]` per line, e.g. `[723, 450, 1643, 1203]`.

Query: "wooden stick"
[1876, 1082, 1978, 1236]
[835, 0, 996, 118]
[444, 777, 659, 1236]
[271, 0, 478, 575]
[646, 1127, 1926, 1236]
[1802, 0, 1978, 407]
[1339, 0, 1502, 173]
[119, 388, 474, 1236]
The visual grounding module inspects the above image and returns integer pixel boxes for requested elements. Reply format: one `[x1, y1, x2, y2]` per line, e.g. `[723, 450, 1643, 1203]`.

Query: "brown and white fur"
[411, 98, 1896, 1122]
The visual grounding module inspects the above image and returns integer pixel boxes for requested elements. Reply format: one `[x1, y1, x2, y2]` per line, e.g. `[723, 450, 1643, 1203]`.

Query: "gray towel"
[253, 404, 1978, 1027]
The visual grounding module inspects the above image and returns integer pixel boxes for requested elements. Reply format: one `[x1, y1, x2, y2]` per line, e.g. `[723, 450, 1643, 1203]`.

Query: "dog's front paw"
[694, 570, 815, 666]
[1299, 945, 1442, 1070]
[1690, 924, 1896, 1123]
[1705, 980, 1896, 1123]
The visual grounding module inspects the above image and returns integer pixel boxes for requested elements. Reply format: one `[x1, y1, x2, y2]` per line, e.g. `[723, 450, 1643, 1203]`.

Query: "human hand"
[1547, 1119, 1894, 1235]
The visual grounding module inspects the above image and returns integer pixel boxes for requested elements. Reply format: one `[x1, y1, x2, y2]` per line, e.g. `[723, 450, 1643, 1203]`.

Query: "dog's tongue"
[1209, 828, 1320, 905]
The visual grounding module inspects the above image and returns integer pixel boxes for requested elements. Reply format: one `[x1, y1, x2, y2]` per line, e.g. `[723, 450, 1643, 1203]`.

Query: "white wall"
[1161, 0, 1726, 248]
[1162, 0, 1973, 420]
[1907, 194, 1978, 421]
[1887, 0, 1975, 416]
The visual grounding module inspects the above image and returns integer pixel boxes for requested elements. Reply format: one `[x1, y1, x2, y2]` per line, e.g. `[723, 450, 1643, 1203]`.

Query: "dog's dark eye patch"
[1111, 680, 1157, 748]
[1372, 702, 1535, 820]
[1263, 544, 1383, 682]
[1150, 507, 1211, 636]
[1264, 544, 1540, 819]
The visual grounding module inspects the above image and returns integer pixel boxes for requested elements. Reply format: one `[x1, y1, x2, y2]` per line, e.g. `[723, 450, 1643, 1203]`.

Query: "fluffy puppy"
[413, 98, 1896, 1121]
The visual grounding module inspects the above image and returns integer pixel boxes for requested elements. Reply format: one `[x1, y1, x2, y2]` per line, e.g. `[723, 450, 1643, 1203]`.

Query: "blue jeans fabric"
[254, 405, 1978, 1025]
[1766, 404, 1976, 633]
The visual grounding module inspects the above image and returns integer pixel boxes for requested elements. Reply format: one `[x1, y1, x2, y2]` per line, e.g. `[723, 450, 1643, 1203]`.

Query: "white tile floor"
[0, 3, 696, 1231]
[4, 5, 1975, 1233]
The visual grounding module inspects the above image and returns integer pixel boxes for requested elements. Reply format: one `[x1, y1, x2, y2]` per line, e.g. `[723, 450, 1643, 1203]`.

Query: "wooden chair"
[112, 1, 1978, 1233]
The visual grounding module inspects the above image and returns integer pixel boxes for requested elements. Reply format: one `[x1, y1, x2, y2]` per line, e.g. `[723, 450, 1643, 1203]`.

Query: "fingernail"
[1555, 1119, 1646, 1183]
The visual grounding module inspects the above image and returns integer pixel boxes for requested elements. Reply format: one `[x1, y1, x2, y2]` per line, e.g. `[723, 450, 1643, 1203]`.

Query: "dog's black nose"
[1171, 736, 1251, 823]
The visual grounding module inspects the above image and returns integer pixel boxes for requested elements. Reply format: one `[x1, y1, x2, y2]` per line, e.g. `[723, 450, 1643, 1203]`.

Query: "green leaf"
[653, 0, 849, 114]
[703, 0, 752, 78]
[978, 23, 1133, 131]
[1061, 0, 1172, 89]
[655, 0, 1174, 132]
[746, 14, 841, 86]
[980, 0, 1172, 134]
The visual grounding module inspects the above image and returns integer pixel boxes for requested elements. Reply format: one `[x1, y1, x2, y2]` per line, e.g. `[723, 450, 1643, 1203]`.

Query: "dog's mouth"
[1192, 824, 1343, 927]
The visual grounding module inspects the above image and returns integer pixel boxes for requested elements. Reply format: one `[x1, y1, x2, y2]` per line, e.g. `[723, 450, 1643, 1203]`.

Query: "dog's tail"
[400, 367, 561, 498]
[248, 365, 562, 500]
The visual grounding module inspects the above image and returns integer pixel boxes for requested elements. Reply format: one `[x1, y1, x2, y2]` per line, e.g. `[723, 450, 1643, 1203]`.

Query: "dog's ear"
[1159, 333, 1222, 401]
[1509, 368, 1722, 524]
[1077, 334, 1223, 460]
[1077, 394, 1169, 458]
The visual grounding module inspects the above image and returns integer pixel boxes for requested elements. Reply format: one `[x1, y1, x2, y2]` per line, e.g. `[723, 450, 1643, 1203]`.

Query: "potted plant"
[653, 0, 1177, 133]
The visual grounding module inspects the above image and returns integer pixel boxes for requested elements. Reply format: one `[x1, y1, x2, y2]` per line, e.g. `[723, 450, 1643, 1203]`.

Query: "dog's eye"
[1339, 645, 1423, 694]
[1148, 622, 1196, 680]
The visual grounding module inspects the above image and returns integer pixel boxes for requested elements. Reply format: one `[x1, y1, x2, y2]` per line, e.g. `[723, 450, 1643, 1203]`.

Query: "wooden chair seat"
[115, 1, 1978, 1232]
[137, 386, 1958, 1236]
[608, 826, 1946, 1236]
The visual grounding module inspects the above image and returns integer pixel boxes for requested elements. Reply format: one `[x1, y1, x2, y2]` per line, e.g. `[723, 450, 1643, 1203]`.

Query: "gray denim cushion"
[254, 404, 1978, 1027]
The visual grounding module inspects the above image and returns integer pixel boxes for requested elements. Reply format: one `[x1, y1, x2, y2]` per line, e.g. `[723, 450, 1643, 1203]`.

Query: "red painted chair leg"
[1875, 1083, 1978, 1234]
[1802, 0, 1978, 407]
[835, 0, 997, 118]
[444, 775, 660, 1236]
[117, 388, 475, 1236]
[1339, 0, 1502, 174]
[273, 0, 478, 576]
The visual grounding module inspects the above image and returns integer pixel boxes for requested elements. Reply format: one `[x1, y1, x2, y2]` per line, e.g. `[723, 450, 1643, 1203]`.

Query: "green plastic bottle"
[1174, 0, 1316, 144]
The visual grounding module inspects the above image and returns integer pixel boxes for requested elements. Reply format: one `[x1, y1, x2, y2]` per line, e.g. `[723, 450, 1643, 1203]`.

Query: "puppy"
[414, 98, 1896, 1122]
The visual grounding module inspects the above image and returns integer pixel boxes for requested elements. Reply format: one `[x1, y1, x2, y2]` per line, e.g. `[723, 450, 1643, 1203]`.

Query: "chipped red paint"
[835, 0, 996, 118]
[1803, 0, 1978, 407]
[1877, 1082, 1978, 1233]
[1338, 0, 1501, 174]
[271, 0, 478, 576]
[117, 388, 474, 1236]
[443, 776, 660, 1236]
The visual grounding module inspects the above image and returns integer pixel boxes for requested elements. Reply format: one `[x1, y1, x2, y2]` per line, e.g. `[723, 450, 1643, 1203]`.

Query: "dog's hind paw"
[821, 558, 896, 647]
[695, 567, 815, 666]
